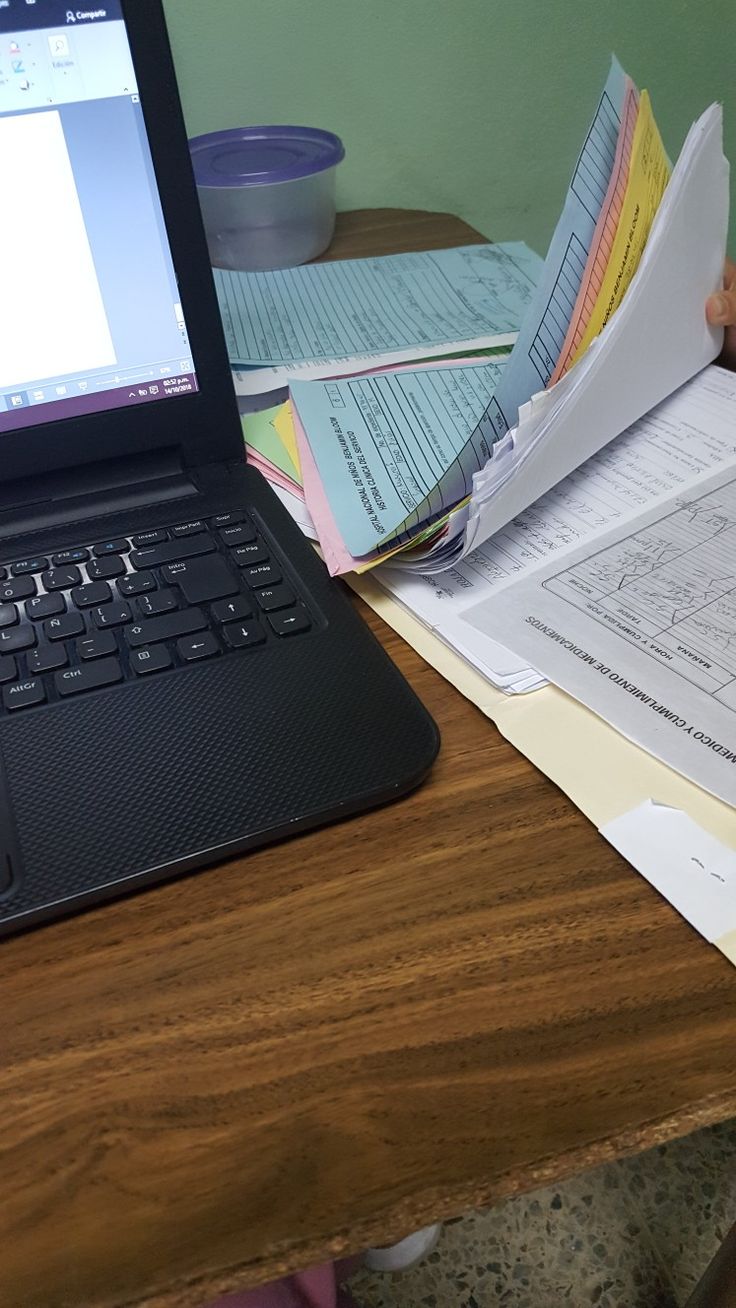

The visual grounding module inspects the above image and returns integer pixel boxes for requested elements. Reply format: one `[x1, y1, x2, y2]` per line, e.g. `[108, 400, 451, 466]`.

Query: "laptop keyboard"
[0, 510, 312, 713]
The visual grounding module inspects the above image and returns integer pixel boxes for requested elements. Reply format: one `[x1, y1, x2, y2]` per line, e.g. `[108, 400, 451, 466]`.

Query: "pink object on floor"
[207, 1259, 358, 1308]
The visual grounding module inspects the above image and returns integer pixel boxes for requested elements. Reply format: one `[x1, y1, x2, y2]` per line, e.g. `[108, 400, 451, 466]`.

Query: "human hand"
[706, 257, 736, 368]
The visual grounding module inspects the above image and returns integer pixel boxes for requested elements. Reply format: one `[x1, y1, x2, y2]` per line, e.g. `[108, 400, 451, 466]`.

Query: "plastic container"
[189, 125, 345, 272]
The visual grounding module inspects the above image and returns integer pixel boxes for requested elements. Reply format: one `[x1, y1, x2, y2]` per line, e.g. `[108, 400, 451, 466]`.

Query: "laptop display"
[0, 0, 198, 434]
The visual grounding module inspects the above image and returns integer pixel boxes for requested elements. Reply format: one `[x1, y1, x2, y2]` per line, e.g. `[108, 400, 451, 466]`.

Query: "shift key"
[126, 607, 208, 647]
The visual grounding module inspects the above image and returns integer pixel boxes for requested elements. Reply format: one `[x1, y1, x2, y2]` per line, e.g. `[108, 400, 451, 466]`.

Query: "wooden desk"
[3, 211, 736, 1308]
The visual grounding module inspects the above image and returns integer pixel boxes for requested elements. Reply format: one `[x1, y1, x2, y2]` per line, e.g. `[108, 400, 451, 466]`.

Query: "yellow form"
[273, 401, 303, 482]
[571, 91, 671, 365]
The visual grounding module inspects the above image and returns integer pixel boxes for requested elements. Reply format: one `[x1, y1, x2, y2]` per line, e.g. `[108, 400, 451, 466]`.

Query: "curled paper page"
[462, 104, 729, 563]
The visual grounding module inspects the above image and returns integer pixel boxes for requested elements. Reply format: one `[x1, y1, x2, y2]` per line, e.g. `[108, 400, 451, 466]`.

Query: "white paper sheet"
[270, 483, 317, 539]
[377, 366, 736, 691]
[232, 341, 516, 397]
[461, 458, 736, 806]
[601, 801, 736, 941]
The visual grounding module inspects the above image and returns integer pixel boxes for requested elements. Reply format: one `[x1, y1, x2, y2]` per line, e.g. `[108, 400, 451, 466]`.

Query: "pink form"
[245, 447, 305, 499]
[549, 77, 640, 384]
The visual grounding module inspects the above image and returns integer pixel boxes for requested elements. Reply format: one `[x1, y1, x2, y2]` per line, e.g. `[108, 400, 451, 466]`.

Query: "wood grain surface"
[3, 213, 736, 1308]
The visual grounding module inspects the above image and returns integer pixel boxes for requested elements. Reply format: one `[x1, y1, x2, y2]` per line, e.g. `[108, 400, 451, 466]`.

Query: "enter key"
[162, 555, 240, 605]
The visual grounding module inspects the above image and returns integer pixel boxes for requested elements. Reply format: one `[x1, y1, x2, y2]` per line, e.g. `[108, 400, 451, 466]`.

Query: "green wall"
[162, 0, 735, 257]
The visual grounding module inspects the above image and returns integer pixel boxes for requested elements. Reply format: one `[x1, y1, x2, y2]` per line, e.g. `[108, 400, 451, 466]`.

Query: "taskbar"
[0, 372, 199, 432]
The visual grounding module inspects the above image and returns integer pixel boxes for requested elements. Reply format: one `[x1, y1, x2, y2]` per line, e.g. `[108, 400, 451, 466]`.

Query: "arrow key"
[177, 632, 220, 662]
[268, 607, 311, 638]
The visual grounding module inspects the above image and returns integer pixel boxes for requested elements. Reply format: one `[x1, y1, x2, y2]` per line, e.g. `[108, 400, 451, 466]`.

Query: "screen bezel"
[0, 0, 243, 483]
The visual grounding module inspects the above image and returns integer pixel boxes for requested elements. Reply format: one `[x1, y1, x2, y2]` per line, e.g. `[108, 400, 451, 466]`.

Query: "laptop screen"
[0, 0, 198, 435]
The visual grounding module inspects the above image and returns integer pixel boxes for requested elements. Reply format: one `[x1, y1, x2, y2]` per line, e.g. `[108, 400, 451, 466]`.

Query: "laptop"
[0, 0, 439, 936]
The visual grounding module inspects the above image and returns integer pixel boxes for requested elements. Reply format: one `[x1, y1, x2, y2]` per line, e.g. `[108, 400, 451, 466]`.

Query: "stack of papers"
[243, 365, 736, 702]
[233, 62, 734, 950]
[284, 61, 727, 576]
[459, 367, 736, 807]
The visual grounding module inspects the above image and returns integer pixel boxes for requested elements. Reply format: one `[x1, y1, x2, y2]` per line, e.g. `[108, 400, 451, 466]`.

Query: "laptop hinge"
[0, 447, 197, 542]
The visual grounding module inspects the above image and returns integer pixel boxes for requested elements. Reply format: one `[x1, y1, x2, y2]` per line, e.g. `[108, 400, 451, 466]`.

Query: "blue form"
[474, 57, 627, 449]
[291, 358, 508, 558]
[215, 244, 542, 367]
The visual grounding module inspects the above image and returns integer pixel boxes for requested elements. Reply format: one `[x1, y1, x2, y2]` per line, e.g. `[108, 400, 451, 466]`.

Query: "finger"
[706, 283, 736, 327]
[724, 256, 736, 291]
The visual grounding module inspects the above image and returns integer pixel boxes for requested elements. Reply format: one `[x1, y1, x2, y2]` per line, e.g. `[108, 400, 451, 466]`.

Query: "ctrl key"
[3, 677, 46, 711]
[55, 657, 123, 697]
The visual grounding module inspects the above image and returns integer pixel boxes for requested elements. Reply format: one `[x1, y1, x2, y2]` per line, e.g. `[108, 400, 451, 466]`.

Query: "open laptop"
[0, 0, 439, 936]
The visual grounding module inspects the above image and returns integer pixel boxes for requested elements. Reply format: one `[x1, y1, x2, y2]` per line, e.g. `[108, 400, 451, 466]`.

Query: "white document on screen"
[0, 110, 115, 388]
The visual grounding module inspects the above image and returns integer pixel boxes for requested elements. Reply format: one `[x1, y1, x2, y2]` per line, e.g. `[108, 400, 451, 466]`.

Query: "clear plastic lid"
[189, 125, 345, 188]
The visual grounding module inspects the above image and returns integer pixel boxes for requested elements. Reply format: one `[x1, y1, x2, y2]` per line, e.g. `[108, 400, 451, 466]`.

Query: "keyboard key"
[177, 632, 220, 662]
[26, 593, 65, 620]
[71, 581, 112, 608]
[55, 657, 123, 697]
[42, 566, 81, 591]
[91, 602, 131, 628]
[77, 631, 118, 660]
[244, 562, 281, 589]
[126, 607, 207, 647]
[138, 589, 177, 617]
[28, 643, 68, 674]
[211, 594, 251, 624]
[87, 556, 126, 580]
[162, 555, 238, 605]
[45, 612, 85, 641]
[210, 511, 247, 528]
[52, 547, 89, 566]
[0, 604, 18, 628]
[118, 570, 156, 597]
[0, 566, 6, 581]
[0, 625, 36, 654]
[171, 520, 206, 537]
[220, 524, 257, 547]
[254, 584, 295, 613]
[268, 608, 311, 638]
[0, 656, 17, 684]
[231, 541, 269, 568]
[3, 678, 45, 711]
[92, 538, 129, 557]
[131, 529, 168, 548]
[222, 619, 266, 650]
[0, 576, 36, 602]
[130, 645, 172, 676]
[129, 536, 215, 569]
[11, 556, 48, 576]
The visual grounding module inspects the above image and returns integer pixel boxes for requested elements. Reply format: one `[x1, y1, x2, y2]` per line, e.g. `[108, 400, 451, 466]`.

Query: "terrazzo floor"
[349, 1119, 736, 1308]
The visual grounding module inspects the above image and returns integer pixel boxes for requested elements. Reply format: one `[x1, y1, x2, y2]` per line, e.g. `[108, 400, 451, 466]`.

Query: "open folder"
[290, 62, 729, 577]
